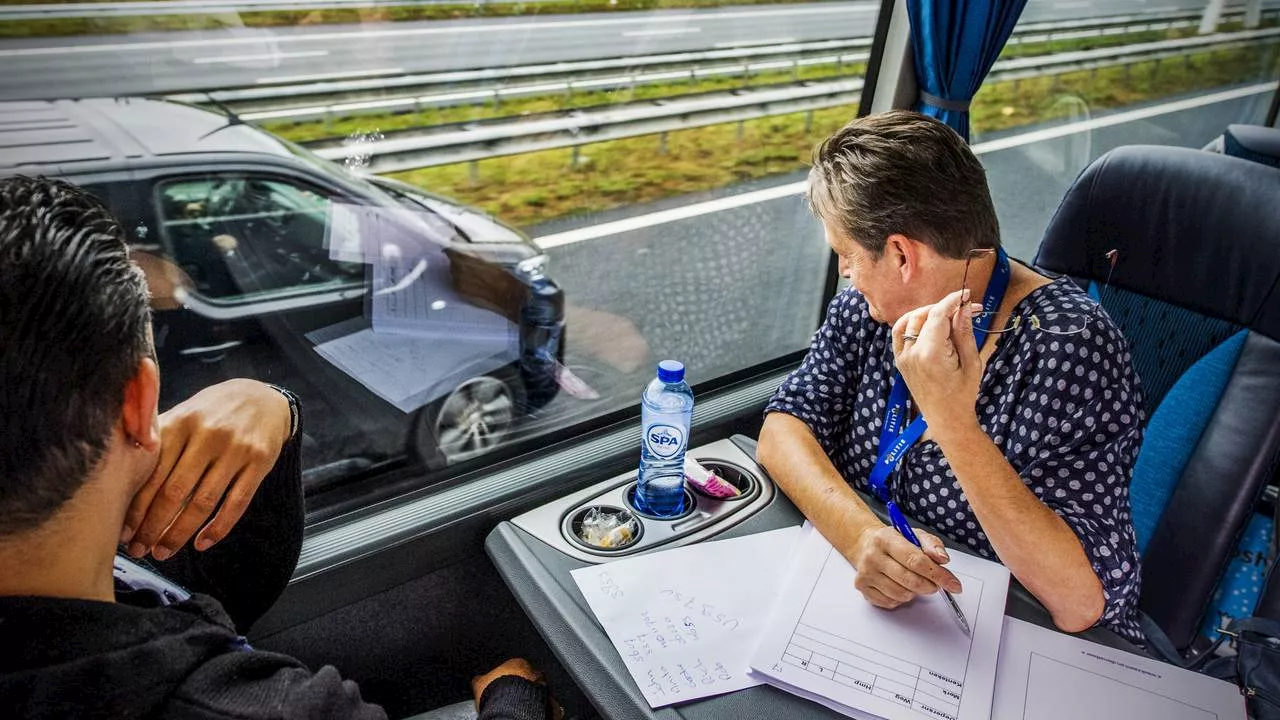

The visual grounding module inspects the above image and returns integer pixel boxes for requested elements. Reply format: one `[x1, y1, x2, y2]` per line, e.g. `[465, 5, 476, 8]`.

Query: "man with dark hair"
[0, 175, 554, 719]
[758, 111, 1145, 643]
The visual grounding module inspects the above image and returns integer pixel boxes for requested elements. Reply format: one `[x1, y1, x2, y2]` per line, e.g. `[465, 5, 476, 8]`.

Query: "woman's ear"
[884, 233, 917, 283]
[121, 357, 161, 453]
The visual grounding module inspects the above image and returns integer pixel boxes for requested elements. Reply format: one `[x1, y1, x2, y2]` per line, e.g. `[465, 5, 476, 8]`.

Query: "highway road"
[0, 0, 1270, 99]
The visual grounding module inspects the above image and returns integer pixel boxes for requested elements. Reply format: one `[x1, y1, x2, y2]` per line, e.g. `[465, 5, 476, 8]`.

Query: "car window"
[158, 175, 364, 300]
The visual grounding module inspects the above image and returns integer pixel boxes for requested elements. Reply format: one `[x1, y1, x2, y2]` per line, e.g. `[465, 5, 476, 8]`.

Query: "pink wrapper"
[684, 458, 741, 498]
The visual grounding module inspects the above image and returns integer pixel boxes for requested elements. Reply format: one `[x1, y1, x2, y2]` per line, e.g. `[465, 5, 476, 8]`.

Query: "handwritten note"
[571, 527, 799, 708]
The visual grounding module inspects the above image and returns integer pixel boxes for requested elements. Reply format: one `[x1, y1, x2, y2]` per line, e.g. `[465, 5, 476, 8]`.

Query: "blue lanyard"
[867, 247, 1011, 503]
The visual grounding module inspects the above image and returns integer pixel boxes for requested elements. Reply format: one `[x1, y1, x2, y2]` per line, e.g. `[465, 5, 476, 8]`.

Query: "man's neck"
[0, 483, 123, 602]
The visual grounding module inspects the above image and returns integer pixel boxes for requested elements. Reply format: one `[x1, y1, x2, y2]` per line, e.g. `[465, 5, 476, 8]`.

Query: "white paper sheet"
[571, 527, 800, 708]
[992, 617, 1245, 720]
[311, 326, 516, 412]
[749, 524, 1011, 720]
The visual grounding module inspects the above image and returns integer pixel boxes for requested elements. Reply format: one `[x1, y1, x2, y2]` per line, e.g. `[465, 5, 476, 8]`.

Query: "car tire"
[409, 368, 525, 469]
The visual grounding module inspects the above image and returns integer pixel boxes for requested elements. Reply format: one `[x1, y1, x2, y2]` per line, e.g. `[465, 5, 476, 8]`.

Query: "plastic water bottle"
[636, 360, 694, 517]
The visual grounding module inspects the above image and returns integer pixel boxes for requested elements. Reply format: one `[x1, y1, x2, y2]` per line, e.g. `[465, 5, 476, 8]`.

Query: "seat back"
[1034, 145, 1280, 651]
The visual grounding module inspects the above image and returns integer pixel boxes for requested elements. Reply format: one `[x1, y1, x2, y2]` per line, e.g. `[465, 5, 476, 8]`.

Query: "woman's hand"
[892, 290, 985, 437]
[840, 521, 962, 609]
[121, 379, 292, 561]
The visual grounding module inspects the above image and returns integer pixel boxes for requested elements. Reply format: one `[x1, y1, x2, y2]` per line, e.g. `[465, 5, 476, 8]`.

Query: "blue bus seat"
[1204, 124, 1280, 168]
[1033, 145, 1280, 652]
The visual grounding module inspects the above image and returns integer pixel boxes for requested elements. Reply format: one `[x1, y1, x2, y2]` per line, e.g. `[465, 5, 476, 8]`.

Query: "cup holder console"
[517, 438, 775, 563]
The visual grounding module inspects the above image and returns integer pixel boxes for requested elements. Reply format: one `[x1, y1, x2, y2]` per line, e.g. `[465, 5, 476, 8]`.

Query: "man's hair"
[808, 110, 1001, 259]
[0, 176, 151, 537]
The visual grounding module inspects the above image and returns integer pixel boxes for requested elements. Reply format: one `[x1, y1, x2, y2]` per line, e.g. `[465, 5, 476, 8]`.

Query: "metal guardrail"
[304, 26, 1280, 174]
[170, 8, 1265, 124]
[312, 77, 865, 171]
[172, 37, 876, 116]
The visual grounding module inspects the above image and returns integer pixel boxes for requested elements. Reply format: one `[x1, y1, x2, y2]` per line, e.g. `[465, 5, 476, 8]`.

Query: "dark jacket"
[0, 415, 549, 720]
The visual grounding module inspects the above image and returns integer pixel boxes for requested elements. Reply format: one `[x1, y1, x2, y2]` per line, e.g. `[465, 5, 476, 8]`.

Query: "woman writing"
[758, 111, 1144, 642]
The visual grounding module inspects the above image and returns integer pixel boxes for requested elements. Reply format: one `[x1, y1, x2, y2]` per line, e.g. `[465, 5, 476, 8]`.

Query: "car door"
[145, 167, 528, 494]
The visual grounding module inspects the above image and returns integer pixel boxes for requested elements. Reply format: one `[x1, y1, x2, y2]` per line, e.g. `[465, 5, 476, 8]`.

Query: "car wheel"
[410, 371, 523, 468]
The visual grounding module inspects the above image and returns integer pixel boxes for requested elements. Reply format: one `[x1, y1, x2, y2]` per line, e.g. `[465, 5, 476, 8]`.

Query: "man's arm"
[472, 658, 556, 720]
[122, 379, 303, 632]
[151, 431, 303, 632]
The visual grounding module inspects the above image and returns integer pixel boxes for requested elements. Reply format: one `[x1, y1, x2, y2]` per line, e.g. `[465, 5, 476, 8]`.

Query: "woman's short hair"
[0, 175, 152, 538]
[808, 110, 1001, 259]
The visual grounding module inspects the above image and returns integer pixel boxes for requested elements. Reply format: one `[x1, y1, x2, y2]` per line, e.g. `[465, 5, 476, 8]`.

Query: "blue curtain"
[906, 0, 1029, 141]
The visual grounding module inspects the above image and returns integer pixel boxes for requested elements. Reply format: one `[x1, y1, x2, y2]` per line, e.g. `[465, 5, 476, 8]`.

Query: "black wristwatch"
[267, 384, 300, 441]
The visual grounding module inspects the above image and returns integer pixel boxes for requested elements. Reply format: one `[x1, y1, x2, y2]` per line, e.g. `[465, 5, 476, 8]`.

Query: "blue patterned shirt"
[766, 278, 1145, 643]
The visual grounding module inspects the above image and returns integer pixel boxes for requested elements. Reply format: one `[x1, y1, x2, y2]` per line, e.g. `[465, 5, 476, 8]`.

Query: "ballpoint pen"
[888, 502, 972, 636]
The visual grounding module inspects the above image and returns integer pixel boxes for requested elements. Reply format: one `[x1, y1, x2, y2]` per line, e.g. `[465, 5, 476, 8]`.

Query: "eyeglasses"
[959, 248, 1117, 337]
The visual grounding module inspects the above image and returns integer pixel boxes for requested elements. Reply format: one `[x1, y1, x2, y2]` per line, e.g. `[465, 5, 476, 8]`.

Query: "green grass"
[0, 0, 830, 39]
[262, 63, 867, 142]
[375, 43, 1278, 229]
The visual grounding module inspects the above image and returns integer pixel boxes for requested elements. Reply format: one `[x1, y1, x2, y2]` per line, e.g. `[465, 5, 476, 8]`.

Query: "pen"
[887, 502, 972, 636]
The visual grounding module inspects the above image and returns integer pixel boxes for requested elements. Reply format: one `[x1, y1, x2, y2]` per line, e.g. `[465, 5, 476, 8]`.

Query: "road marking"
[534, 81, 1278, 249]
[714, 37, 797, 48]
[256, 66, 404, 83]
[0, 3, 871, 57]
[536, 181, 806, 248]
[623, 27, 701, 37]
[194, 49, 328, 63]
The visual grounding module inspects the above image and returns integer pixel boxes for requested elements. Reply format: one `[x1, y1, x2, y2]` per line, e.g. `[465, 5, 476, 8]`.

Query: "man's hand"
[472, 657, 562, 718]
[121, 379, 291, 561]
[843, 523, 962, 609]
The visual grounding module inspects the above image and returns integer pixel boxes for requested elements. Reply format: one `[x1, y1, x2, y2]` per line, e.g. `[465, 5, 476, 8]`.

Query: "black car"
[0, 96, 566, 483]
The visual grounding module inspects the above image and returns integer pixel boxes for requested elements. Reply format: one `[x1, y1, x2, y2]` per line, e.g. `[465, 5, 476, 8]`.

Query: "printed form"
[992, 617, 1245, 720]
[571, 527, 800, 708]
[750, 524, 1011, 720]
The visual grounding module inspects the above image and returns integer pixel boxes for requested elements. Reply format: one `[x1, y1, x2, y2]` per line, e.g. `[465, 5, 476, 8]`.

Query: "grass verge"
[377, 44, 1278, 228]
[1, 0, 829, 39]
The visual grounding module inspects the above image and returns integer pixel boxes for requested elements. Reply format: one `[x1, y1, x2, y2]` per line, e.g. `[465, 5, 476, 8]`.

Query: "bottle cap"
[657, 360, 685, 383]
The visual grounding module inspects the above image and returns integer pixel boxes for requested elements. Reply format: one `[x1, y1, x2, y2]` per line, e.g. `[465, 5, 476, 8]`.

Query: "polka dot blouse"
[766, 277, 1146, 644]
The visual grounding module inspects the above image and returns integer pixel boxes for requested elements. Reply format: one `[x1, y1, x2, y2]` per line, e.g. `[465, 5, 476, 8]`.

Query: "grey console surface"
[485, 434, 1141, 720]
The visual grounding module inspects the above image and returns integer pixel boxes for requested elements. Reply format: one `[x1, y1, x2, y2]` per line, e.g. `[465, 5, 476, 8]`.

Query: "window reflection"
[973, 1, 1280, 258]
[2, 1, 869, 491]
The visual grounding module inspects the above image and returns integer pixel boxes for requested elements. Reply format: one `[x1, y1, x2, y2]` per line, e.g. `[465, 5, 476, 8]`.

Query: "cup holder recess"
[567, 505, 643, 552]
[624, 484, 697, 521]
[690, 460, 756, 501]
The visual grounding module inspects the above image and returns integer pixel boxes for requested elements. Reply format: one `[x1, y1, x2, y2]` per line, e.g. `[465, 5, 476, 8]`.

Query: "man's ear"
[121, 357, 161, 453]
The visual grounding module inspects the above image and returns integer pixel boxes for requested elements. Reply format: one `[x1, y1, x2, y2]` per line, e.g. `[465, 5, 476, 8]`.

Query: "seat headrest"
[1034, 145, 1280, 341]
[1225, 124, 1280, 166]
